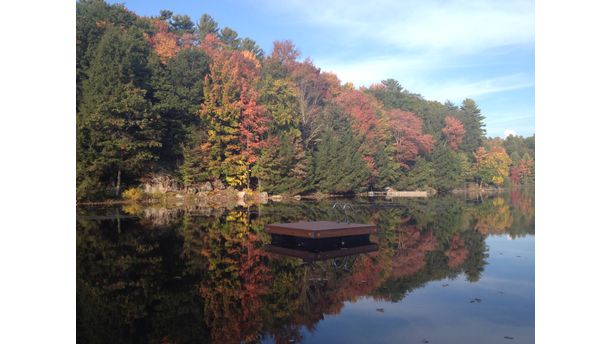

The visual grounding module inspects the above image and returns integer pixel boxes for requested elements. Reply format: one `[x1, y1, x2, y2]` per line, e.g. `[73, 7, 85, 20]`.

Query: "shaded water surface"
[77, 189, 534, 343]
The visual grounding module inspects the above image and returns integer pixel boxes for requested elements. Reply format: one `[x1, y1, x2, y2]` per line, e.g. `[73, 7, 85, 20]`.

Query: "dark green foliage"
[150, 48, 210, 169]
[197, 13, 219, 39]
[503, 134, 535, 163]
[255, 133, 309, 194]
[309, 123, 369, 194]
[395, 157, 434, 190]
[158, 10, 173, 21]
[219, 27, 240, 49]
[77, 26, 162, 200]
[77, 0, 146, 109]
[457, 98, 486, 154]
[169, 14, 195, 33]
[431, 145, 466, 192]
[179, 129, 210, 186]
[373, 144, 401, 190]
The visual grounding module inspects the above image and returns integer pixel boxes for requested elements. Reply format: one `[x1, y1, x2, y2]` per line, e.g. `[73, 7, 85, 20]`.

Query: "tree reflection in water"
[76, 190, 534, 344]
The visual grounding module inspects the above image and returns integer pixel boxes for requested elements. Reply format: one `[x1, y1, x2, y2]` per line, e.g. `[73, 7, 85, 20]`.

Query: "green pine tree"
[458, 98, 486, 154]
[431, 145, 466, 192]
[77, 26, 162, 200]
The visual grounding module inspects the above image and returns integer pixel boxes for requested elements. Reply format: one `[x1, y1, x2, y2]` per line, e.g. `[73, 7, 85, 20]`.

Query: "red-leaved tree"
[442, 116, 465, 151]
[387, 109, 435, 169]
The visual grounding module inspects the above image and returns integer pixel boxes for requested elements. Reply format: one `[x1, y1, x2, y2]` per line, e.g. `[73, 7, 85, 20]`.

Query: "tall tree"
[197, 13, 218, 40]
[77, 26, 161, 200]
[76, 0, 143, 110]
[458, 98, 486, 153]
[334, 88, 389, 186]
[199, 42, 268, 188]
[149, 48, 210, 170]
[309, 106, 369, 193]
[431, 145, 466, 192]
[219, 27, 240, 49]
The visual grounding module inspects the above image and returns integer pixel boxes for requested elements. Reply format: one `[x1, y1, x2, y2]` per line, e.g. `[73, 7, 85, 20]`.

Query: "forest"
[76, 0, 535, 202]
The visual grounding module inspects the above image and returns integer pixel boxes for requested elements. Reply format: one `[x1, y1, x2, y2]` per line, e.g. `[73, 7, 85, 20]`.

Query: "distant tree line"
[77, 0, 535, 201]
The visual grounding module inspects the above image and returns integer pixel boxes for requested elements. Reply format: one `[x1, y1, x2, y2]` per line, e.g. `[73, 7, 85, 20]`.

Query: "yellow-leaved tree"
[474, 146, 512, 187]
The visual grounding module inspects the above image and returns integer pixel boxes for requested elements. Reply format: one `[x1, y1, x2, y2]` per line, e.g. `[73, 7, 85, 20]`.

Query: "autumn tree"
[387, 109, 435, 169]
[509, 153, 535, 185]
[287, 56, 334, 148]
[334, 88, 390, 186]
[199, 41, 268, 188]
[254, 77, 308, 194]
[442, 116, 465, 151]
[474, 146, 513, 187]
[149, 20, 180, 63]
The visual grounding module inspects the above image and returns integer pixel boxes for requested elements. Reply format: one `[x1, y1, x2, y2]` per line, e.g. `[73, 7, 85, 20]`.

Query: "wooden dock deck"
[264, 221, 377, 239]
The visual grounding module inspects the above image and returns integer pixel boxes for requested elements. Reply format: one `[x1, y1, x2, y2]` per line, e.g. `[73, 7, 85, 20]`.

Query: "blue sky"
[109, 0, 534, 138]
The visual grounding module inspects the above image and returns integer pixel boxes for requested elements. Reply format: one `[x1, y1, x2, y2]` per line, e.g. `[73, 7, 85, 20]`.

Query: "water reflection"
[77, 190, 534, 344]
[266, 234, 379, 262]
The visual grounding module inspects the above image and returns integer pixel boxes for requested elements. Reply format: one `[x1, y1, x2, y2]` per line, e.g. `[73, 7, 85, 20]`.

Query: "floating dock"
[266, 233, 378, 261]
[264, 221, 377, 239]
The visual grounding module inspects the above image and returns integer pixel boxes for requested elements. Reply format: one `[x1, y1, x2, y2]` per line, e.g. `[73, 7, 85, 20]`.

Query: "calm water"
[77, 189, 534, 344]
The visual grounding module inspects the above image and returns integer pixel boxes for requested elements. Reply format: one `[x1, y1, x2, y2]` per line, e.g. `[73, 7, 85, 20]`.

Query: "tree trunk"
[246, 169, 250, 191]
[115, 169, 121, 197]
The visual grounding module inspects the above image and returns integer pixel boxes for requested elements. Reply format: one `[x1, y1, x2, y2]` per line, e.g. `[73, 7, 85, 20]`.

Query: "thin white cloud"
[415, 73, 534, 101]
[265, 0, 534, 53]
[317, 56, 533, 102]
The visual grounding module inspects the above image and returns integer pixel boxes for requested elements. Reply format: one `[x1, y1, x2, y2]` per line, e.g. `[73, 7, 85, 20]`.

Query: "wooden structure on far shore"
[360, 188, 428, 198]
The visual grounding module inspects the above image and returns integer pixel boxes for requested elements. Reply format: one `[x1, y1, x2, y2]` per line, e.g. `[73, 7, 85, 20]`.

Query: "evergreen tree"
[431, 145, 466, 192]
[309, 107, 369, 193]
[179, 128, 211, 186]
[373, 144, 401, 190]
[395, 157, 434, 190]
[77, 0, 145, 110]
[77, 26, 162, 200]
[219, 27, 240, 49]
[197, 13, 219, 40]
[458, 98, 486, 154]
[254, 133, 308, 194]
[150, 48, 210, 169]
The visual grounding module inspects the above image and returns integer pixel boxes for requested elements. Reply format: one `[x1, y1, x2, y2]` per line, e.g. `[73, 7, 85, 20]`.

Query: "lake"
[77, 189, 534, 344]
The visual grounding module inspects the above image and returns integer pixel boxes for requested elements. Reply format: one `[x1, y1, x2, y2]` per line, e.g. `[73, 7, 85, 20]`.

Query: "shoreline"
[77, 186, 526, 208]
